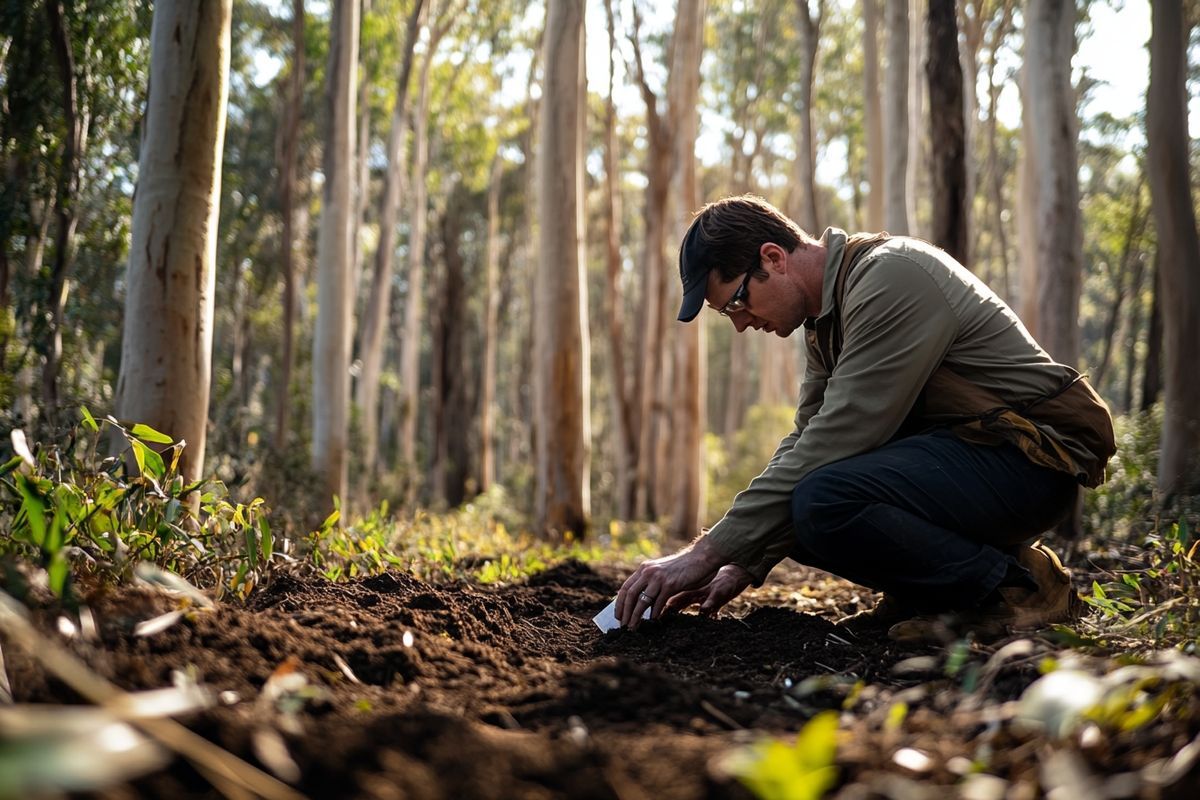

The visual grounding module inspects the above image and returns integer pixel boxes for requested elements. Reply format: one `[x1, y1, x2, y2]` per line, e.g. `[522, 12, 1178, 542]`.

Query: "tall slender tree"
[275, 0, 306, 450]
[862, 0, 884, 230]
[669, 0, 707, 539]
[883, 0, 911, 234]
[356, 0, 425, 478]
[311, 0, 360, 507]
[1147, 0, 1200, 500]
[925, 0, 967, 264]
[792, 0, 825, 234]
[533, 0, 589, 536]
[116, 0, 232, 484]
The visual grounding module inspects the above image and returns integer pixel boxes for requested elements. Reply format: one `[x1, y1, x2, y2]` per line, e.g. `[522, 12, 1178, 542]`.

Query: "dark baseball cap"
[677, 219, 708, 322]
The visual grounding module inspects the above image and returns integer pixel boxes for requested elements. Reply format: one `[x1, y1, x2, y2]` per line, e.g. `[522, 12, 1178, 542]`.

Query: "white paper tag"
[592, 598, 650, 632]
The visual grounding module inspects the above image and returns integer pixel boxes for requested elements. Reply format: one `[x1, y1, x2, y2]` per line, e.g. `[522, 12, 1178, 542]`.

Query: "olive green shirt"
[703, 228, 1085, 584]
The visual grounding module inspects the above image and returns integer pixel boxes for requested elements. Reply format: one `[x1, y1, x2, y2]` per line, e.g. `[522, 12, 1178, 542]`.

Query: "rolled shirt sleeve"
[703, 253, 960, 583]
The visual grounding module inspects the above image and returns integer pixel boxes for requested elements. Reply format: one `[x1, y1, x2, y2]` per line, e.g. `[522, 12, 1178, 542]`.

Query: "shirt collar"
[810, 227, 847, 325]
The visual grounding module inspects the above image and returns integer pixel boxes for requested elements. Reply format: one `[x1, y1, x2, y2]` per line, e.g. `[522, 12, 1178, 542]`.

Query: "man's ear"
[760, 242, 787, 273]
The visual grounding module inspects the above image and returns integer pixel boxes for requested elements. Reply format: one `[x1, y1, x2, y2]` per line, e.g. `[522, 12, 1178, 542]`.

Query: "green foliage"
[0, 414, 275, 601]
[1080, 519, 1199, 646]
[721, 711, 840, 800]
[306, 485, 662, 586]
[1085, 407, 1164, 539]
[705, 404, 797, 525]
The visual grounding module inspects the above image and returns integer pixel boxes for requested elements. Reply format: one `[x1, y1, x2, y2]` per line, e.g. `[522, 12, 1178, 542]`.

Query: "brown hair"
[685, 195, 812, 283]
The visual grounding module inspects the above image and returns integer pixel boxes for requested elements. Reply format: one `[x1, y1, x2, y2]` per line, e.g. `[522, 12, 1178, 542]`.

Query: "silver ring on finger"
[639, 591, 655, 604]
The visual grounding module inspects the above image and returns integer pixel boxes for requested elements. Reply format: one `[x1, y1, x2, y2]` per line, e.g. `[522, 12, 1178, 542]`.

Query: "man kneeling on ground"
[615, 195, 1115, 643]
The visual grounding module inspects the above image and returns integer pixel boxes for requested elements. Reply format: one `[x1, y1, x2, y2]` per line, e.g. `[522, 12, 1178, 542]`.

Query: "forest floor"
[7, 554, 1200, 800]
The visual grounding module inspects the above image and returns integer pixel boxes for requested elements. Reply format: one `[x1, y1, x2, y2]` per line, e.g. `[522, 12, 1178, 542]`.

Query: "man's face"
[703, 245, 805, 337]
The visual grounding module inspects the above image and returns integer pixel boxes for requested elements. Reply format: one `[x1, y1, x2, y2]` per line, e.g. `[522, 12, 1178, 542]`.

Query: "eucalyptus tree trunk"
[1016, 60, 1039, 336]
[275, 0, 305, 450]
[1147, 0, 1200, 500]
[479, 154, 502, 495]
[1027, 0, 1084, 538]
[355, 0, 424, 478]
[863, 0, 884, 231]
[792, 0, 825, 233]
[602, 0, 637, 519]
[311, 0, 359, 507]
[1026, 0, 1082, 368]
[399, 39, 436, 492]
[982, 1, 1013, 300]
[533, 0, 589, 537]
[1140, 262, 1163, 413]
[883, 0, 910, 234]
[925, 0, 967, 265]
[629, 2, 676, 520]
[669, 0, 707, 540]
[906, 0, 926, 237]
[957, 0, 984, 269]
[43, 0, 91, 419]
[115, 0, 231, 485]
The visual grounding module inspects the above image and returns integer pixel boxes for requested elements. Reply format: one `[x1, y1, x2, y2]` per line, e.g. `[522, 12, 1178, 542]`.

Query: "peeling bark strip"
[115, 0, 232, 485]
[534, 0, 589, 537]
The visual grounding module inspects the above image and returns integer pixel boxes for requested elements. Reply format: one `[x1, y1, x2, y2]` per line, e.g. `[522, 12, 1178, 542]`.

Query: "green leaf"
[1179, 519, 1192, 550]
[0, 455, 22, 479]
[244, 527, 258, 570]
[140, 445, 166, 479]
[80, 406, 99, 432]
[129, 440, 146, 475]
[15, 474, 48, 548]
[319, 509, 340, 534]
[47, 552, 68, 598]
[260, 517, 273, 561]
[1092, 581, 1107, 600]
[130, 423, 173, 444]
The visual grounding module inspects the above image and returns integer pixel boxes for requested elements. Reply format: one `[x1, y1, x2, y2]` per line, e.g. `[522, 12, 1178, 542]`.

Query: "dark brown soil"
[5, 559, 1199, 799]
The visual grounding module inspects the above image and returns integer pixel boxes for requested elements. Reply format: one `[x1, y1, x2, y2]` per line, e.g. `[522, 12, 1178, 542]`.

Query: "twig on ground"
[699, 699, 743, 730]
[0, 590, 306, 800]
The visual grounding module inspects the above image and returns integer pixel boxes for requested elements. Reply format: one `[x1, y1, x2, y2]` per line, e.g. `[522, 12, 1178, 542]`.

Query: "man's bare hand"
[664, 564, 755, 618]
[615, 539, 728, 630]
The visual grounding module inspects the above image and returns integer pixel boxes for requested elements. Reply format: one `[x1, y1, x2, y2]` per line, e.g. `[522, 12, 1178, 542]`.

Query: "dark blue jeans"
[790, 430, 1078, 611]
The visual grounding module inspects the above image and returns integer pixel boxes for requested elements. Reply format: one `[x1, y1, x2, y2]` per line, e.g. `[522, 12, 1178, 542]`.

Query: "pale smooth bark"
[957, 0, 984, 269]
[534, 0, 589, 536]
[311, 0, 359, 506]
[398, 25, 438, 487]
[479, 154, 503, 494]
[1027, 0, 1084, 539]
[981, 0, 1013, 299]
[1016, 60, 1039, 336]
[1026, 0, 1082, 366]
[925, 0, 967, 264]
[275, 0, 305, 450]
[863, 0, 884, 231]
[1147, 0, 1200, 499]
[602, 0, 637, 519]
[906, 0, 926, 237]
[669, 0, 707, 539]
[792, 0, 825, 233]
[883, 0, 911, 234]
[115, 0, 232, 484]
[355, 0, 424, 477]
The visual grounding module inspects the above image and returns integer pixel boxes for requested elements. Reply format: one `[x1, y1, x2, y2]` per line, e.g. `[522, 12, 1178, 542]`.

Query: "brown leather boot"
[887, 542, 1083, 645]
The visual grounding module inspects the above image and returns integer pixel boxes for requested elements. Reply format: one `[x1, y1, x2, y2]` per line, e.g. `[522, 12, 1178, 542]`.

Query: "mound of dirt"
[5, 559, 1199, 799]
